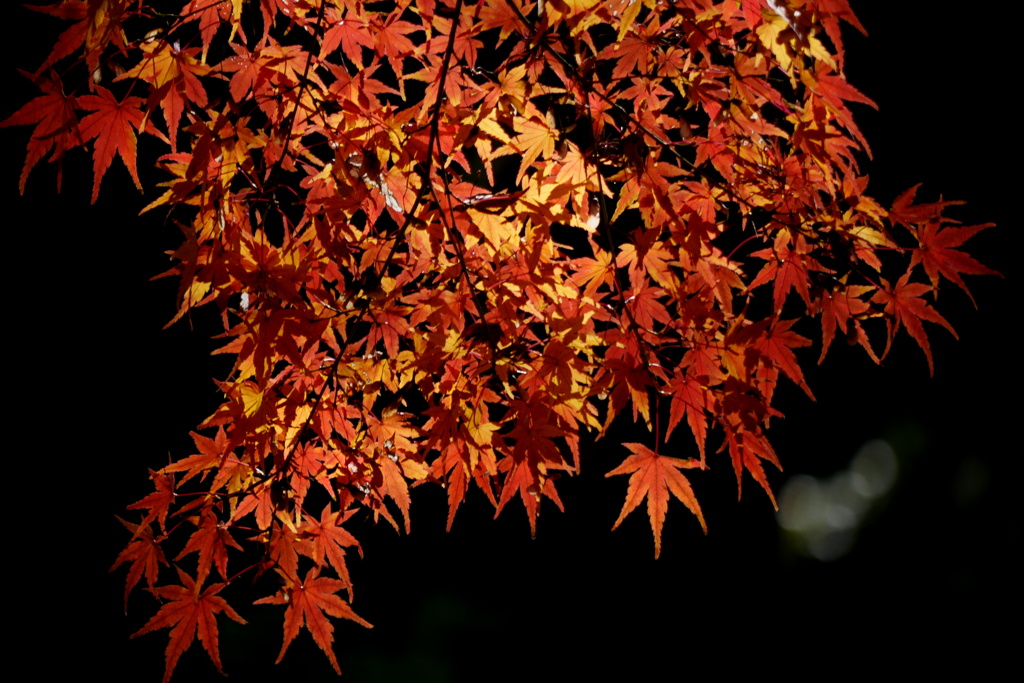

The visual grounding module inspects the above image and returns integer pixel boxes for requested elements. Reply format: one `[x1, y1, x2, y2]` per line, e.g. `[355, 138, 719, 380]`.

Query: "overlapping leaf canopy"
[3, 0, 995, 679]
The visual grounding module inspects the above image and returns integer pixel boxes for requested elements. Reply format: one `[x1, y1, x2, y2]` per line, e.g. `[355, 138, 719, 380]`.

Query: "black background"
[2, 3, 1016, 680]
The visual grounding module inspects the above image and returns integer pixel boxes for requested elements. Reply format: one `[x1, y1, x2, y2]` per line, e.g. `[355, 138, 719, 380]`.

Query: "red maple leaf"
[132, 567, 246, 683]
[888, 184, 959, 227]
[812, 62, 877, 155]
[110, 516, 167, 612]
[872, 272, 957, 375]
[267, 523, 304, 583]
[0, 69, 82, 193]
[75, 86, 145, 202]
[817, 284, 877, 363]
[372, 14, 421, 65]
[720, 418, 780, 507]
[748, 234, 824, 312]
[320, 10, 374, 68]
[27, 1, 90, 71]
[663, 372, 709, 461]
[127, 470, 176, 533]
[255, 567, 372, 675]
[28, 0, 127, 75]
[755, 318, 815, 401]
[179, 0, 239, 60]
[606, 443, 706, 558]
[910, 221, 1000, 305]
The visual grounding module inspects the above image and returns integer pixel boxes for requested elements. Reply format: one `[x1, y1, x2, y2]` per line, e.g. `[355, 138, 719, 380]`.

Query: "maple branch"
[263, 0, 331, 187]
[255, 0, 480, 508]
[9, 2, 998, 677]
[365, 0, 467, 285]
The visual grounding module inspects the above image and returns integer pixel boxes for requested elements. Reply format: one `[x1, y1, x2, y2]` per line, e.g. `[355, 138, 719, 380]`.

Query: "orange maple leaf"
[175, 511, 243, 587]
[117, 39, 211, 151]
[255, 567, 372, 675]
[305, 504, 362, 599]
[606, 443, 707, 558]
[132, 567, 246, 683]
[664, 372, 708, 461]
[512, 114, 557, 184]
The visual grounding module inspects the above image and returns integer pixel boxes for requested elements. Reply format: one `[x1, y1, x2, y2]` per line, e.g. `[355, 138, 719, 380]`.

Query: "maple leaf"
[748, 233, 824, 312]
[160, 427, 250, 493]
[127, 470, 176, 533]
[910, 221, 999, 306]
[810, 62, 878, 155]
[305, 504, 362, 598]
[372, 12, 421, 75]
[818, 285, 878, 364]
[180, 0, 244, 60]
[512, 112, 558, 185]
[888, 184, 959, 227]
[110, 516, 167, 613]
[255, 567, 372, 675]
[321, 9, 374, 68]
[720, 418, 781, 508]
[872, 272, 957, 376]
[663, 372, 709, 461]
[0, 69, 82, 193]
[606, 443, 706, 558]
[175, 512, 243, 587]
[117, 39, 211, 151]
[132, 567, 246, 683]
[755, 318, 815, 401]
[478, 0, 524, 42]
[27, 1, 91, 72]
[267, 523, 304, 583]
[494, 397, 571, 537]
[75, 86, 145, 203]
[815, 0, 867, 68]
[28, 0, 127, 76]
[570, 248, 615, 299]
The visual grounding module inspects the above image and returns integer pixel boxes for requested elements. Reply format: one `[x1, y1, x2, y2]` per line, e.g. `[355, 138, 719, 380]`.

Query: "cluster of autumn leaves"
[2, 0, 995, 680]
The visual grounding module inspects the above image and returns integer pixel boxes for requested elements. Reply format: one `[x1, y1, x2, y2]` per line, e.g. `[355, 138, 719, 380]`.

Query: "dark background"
[3, 3, 1016, 680]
